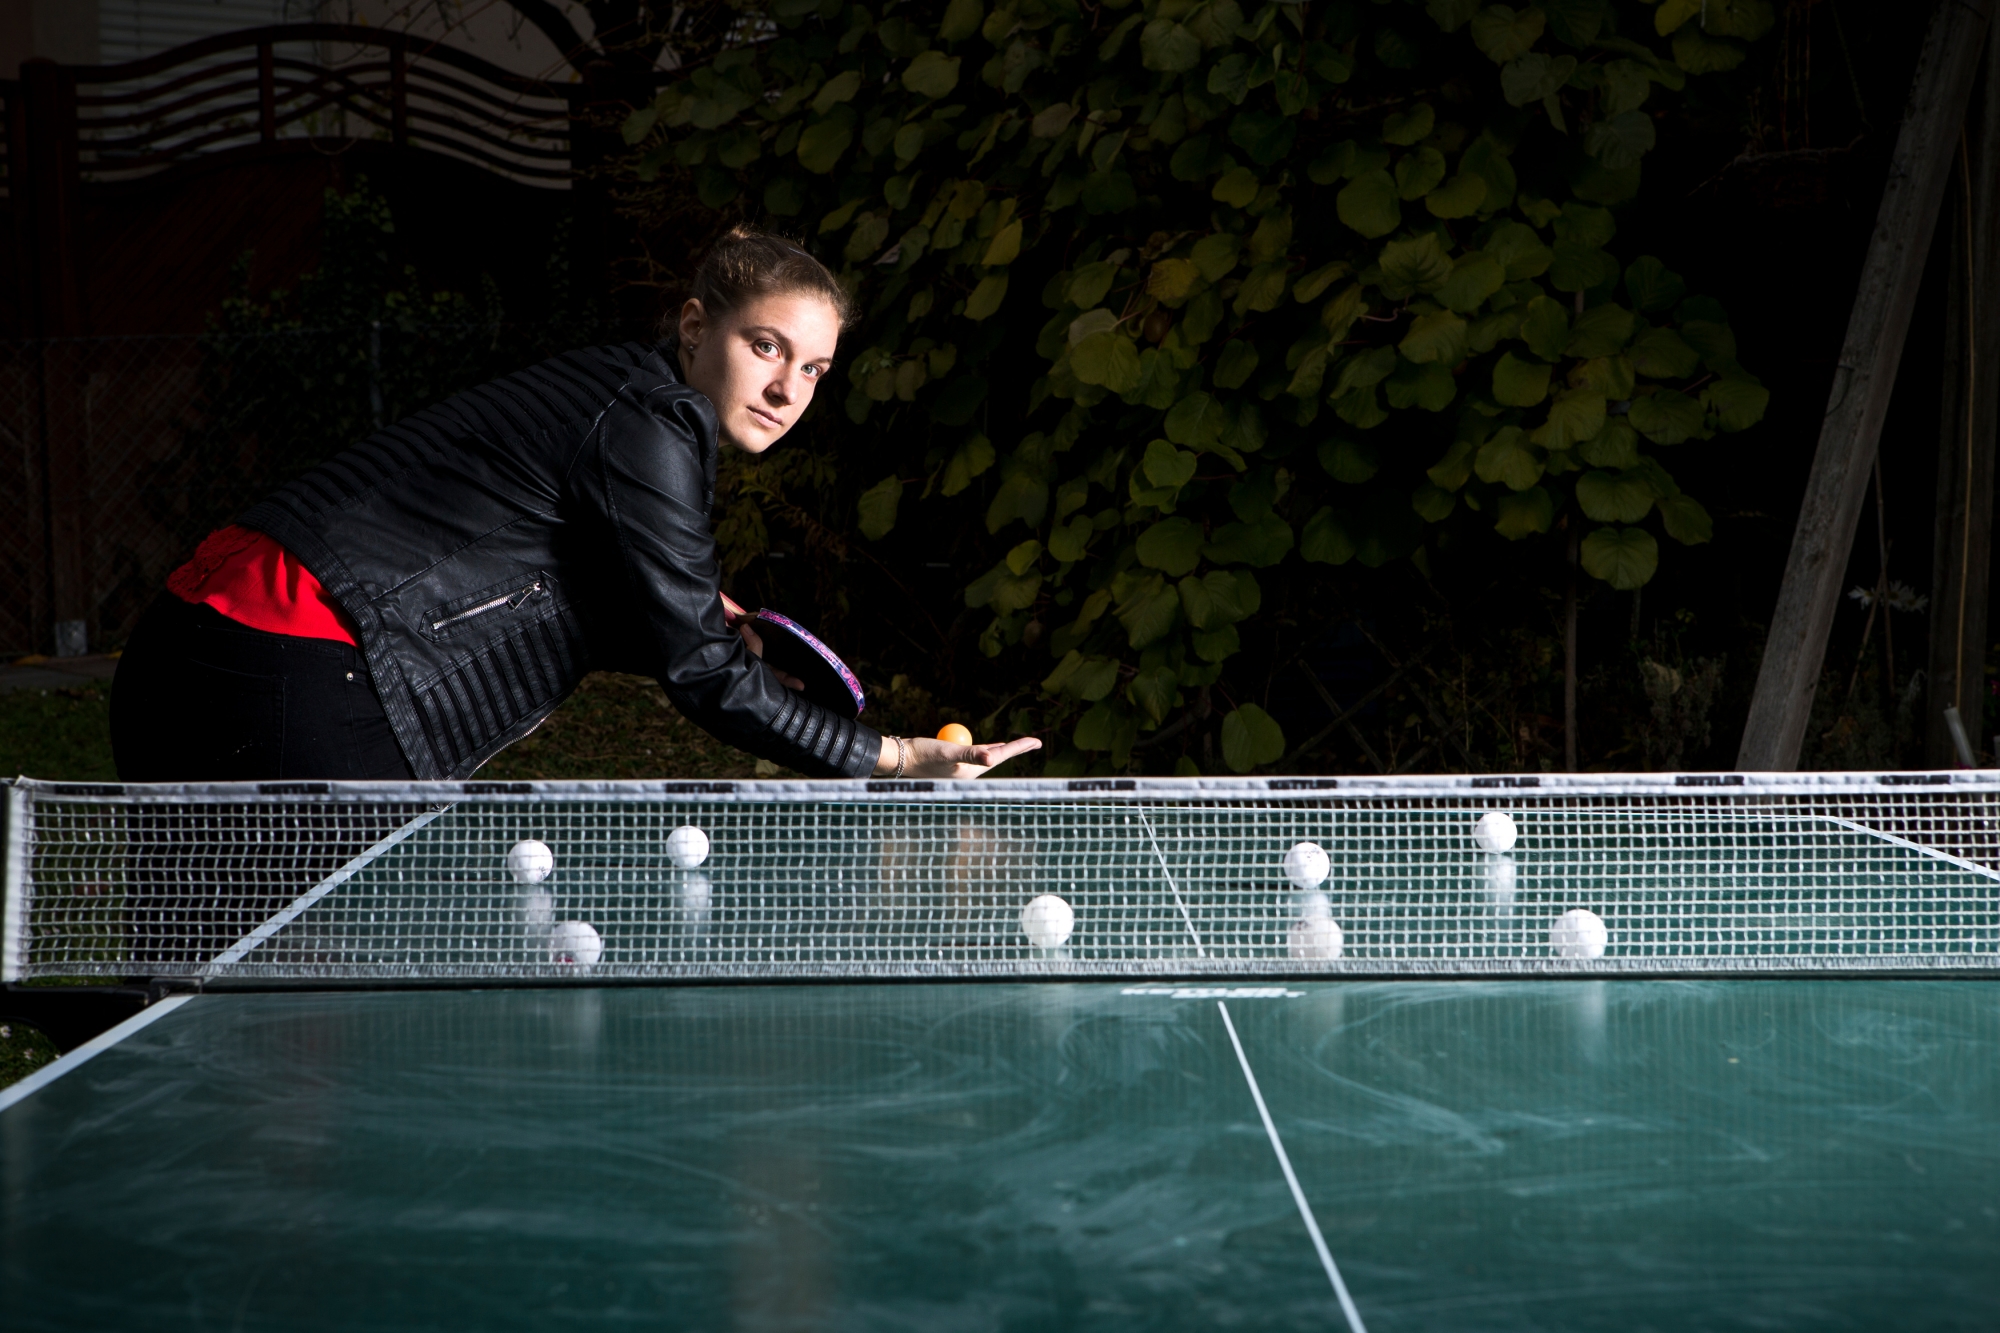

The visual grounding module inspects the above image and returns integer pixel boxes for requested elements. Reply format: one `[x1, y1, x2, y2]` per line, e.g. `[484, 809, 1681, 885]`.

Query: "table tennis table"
[3, 773, 1997, 1331]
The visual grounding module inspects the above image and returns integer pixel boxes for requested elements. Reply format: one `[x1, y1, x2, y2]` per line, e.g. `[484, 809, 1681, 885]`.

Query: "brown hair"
[664, 226, 856, 342]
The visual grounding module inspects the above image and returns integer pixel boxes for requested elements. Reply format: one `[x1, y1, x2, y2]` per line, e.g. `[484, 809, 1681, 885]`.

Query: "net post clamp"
[1, 783, 27, 984]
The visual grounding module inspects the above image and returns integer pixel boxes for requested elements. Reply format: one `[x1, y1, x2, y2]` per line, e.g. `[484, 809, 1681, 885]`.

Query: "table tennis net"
[5, 776, 1999, 982]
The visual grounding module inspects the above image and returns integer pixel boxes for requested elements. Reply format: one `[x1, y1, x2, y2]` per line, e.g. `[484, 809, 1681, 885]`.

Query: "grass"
[0, 673, 787, 782]
[0, 681, 118, 781]
[0, 1019, 60, 1090]
[478, 673, 801, 780]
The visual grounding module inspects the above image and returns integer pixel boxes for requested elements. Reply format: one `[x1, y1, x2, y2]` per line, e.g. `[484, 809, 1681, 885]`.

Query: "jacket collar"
[647, 340, 721, 510]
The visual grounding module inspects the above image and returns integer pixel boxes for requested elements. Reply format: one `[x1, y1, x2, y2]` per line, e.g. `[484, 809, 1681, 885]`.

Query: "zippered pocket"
[431, 581, 542, 632]
[422, 577, 550, 638]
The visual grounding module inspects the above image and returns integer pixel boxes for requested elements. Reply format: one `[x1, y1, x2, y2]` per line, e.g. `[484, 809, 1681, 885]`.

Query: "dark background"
[0, 2, 1980, 775]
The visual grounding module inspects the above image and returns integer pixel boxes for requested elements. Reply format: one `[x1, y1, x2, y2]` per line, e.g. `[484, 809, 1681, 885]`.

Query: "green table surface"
[4, 980, 1996, 1331]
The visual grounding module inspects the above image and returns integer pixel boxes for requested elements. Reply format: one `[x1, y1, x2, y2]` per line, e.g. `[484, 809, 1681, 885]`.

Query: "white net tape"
[5, 774, 1999, 983]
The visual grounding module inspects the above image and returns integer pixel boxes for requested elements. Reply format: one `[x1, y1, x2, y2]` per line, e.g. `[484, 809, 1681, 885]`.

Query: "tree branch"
[505, 0, 599, 71]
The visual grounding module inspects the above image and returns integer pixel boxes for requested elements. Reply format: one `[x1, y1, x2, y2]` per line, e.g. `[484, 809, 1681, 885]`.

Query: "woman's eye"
[755, 340, 778, 356]
[803, 365, 820, 378]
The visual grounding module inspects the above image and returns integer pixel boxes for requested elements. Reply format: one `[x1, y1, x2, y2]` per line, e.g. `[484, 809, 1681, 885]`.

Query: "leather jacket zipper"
[431, 580, 543, 632]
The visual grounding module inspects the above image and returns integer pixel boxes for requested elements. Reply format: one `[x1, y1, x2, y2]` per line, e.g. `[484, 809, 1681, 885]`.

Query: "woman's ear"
[678, 298, 707, 352]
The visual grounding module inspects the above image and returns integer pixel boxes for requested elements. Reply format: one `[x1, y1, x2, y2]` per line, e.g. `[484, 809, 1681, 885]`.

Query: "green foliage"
[620, 0, 1771, 773]
[203, 182, 504, 460]
[857, 474, 904, 538]
[1221, 701, 1286, 771]
[0, 1018, 61, 1092]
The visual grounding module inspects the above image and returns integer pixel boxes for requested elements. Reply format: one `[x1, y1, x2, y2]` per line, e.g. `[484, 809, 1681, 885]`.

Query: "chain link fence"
[0, 321, 643, 658]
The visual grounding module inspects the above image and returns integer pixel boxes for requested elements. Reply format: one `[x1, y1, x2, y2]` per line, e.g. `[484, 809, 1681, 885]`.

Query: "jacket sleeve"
[579, 380, 882, 779]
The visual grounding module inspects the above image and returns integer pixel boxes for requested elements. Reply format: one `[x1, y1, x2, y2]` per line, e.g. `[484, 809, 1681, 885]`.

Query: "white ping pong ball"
[507, 839, 554, 884]
[1472, 812, 1518, 853]
[1020, 894, 1075, 949]
[1288, 916, 1344, 960]
[1282, 841, 1330, 890]
[1550, 908, 1608, 959]
[667, 825, 710, 869]
[550, 920, 603, 966]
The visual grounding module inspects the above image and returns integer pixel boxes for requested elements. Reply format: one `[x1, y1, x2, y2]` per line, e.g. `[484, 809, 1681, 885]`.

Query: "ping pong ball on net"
[937, 722, 973, 745]
[1282, 841, 1330, 890]
[666, 825, 710, 869]
[550, 920, 603, 966]
[506, 839, 554, 884]
[1020, 894, 1075, 949]
[1472, 812, 1518, 853]
[1550, 908, 1608, 959]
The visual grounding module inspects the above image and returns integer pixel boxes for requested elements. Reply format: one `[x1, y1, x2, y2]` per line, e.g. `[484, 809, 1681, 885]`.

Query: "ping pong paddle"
[720, 592, 867, 719]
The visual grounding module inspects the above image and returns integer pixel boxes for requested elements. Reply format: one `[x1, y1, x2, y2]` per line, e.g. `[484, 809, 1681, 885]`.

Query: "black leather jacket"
[240, 342, 881, 780]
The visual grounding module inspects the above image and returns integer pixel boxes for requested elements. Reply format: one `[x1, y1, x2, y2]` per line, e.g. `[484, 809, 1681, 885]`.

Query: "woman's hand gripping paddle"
[720, 592, 867, 720]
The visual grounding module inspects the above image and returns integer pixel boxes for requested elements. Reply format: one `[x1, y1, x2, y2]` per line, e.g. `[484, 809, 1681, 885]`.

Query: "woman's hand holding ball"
[875, 724, 1040, 779]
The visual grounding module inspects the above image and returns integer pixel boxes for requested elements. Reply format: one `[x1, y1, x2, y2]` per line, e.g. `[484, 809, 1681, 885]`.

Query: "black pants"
[111, 595, 413, 782]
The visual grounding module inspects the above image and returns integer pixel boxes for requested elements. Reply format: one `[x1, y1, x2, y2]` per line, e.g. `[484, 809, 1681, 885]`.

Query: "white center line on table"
[1218, 999, 1369, 1333]
[1130, 812, 1368, 1330]
[0, 994, 194, 1114]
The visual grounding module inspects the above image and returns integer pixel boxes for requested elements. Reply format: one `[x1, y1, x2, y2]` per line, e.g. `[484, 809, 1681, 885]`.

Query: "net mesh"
[6, 775, 1999, 984]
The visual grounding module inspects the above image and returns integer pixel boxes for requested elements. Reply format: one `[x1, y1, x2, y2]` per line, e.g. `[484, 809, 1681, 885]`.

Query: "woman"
[112, 229, 1039, 783]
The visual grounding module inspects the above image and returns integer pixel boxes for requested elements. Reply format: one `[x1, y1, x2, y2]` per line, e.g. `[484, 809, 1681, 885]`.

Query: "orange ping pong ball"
[937, 723, 973, 745]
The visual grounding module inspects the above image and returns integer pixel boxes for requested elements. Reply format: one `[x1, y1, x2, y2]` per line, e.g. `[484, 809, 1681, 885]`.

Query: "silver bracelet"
[892, 736, 908, 779]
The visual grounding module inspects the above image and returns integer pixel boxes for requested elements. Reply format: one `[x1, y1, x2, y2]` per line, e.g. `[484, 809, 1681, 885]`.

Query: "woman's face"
[677, 292, 841, 454]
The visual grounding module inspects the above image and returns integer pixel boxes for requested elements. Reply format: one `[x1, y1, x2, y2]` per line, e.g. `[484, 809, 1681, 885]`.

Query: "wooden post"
[8, 80, 34, 330]
[18, 60, 81, 339]
[1564, 522, 1578, 771]
[259, 41, 276, 143]
[2, 83, 49, 653]
[18, 59, 91, 656]
[1929, 28, 2000, 766]
[1737, 0, 1995, 771]
[390, 45, 408, 148]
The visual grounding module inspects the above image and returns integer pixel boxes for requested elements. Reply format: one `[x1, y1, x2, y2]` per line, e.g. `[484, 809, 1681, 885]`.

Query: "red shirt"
[165, 525, 360, 646]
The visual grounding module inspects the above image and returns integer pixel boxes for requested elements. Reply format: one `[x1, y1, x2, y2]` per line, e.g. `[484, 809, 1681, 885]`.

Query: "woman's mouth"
[747, 405, 783, 431]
